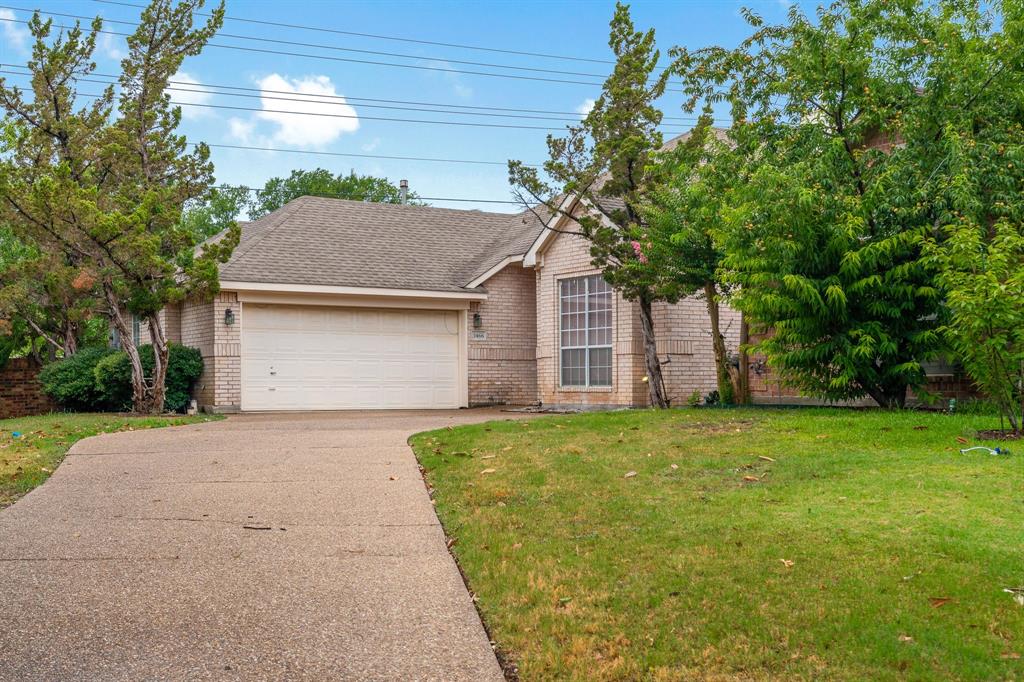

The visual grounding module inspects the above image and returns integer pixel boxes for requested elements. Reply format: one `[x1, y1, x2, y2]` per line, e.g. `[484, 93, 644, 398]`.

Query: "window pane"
[561, 348, 586, 386]
[589, 348, 612, 386]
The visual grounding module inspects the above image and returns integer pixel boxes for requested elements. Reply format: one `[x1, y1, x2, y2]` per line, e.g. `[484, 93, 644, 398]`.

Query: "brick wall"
[535, 231, 745, 409]
[468, 264, 537, 406]
[182, 292, 240, 412]
[0, 358, 55, 419]
[535, 231, 647, 408]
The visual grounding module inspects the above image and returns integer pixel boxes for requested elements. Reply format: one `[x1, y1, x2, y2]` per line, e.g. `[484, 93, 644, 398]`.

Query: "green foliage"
[94, 343, 203, 413]
[38, 346, 118, 411]
[670, 0, 1020, 407]
[0, 1, 238, 413]
[179, 186, 249, 243]
[248, 168, 424, 220]
[40, 343, 202, 412]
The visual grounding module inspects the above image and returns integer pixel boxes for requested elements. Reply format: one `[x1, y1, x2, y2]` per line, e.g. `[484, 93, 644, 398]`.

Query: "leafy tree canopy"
[248, 168, 423, 220]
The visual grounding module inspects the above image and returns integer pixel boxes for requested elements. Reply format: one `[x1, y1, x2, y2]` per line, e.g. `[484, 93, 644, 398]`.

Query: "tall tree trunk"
[104, 284, 148, 413]
[637, 294, 669, 408]
[146, 313, 169, 414]
[861, 381, 908, 409]
[737, 314, 751, 405]
[63, 321, 78, 357]
[704, 281, 734, 405]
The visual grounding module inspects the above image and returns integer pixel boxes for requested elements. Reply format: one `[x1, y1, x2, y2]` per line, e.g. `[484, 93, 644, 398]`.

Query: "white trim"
[458, 309, 469, 407]
[464, 255, 525, 289]
[220, 281, 487, 300]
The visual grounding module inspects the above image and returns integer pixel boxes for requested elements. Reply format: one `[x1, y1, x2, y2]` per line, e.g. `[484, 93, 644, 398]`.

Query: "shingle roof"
[218, 196, 545, 293]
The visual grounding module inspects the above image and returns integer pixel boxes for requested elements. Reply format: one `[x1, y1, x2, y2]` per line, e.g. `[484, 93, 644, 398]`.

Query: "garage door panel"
[241, 304, 462, 411]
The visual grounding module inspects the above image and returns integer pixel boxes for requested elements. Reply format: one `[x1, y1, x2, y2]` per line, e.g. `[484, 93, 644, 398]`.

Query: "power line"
[0, 63, 719, 123]
[92, 0, 621, 67]
[219, 184, 522, 206]
[4, 15, 609, 87]
[0, 71, 700, 134]
[10, 6, 647, 84]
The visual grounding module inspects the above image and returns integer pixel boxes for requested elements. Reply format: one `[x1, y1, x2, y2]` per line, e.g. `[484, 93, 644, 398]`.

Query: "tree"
[180, 186, 249, 242]
[248, 168, 423, 220]
[922, 1, 1024, 433]
[509, 2, 673, 407]
[643, 113, 747, 404]
[673, 0, 981, 408]
[0, 1, 239, 413]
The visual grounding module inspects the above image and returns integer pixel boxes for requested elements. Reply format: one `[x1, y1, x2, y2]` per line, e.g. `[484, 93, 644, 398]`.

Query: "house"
[148, 193, 741, 412]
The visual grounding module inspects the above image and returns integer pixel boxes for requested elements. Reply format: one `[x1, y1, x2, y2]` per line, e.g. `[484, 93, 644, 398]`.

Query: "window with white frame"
[559, 275, 613, 387]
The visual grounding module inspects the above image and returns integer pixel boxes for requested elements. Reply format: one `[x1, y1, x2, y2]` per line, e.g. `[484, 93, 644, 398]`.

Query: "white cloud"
[227, 117, 256, 144]
[98, 31, 126, 60]
[225, 74, 358, 148]
[0, 9, 30, 54]
[169, 71, 213, 119]
[425, 60, 473, 99]
[576, 98, 596, 117]
[361, 137, 381, 152]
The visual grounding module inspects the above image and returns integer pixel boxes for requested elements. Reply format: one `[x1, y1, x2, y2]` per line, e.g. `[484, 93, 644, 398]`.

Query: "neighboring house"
[150, 194, 741, 412]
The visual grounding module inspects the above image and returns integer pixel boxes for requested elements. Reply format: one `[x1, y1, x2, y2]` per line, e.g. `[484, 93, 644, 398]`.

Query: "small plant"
[704, 390, 721, 406]
[687, 389, 702, 407]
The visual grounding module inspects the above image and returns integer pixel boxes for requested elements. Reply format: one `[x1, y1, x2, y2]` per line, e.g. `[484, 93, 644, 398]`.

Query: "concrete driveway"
[0, 410, 518, 681]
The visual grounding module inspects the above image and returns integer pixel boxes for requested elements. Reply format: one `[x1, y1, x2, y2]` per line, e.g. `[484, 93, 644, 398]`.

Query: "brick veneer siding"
[180, 292, 241, 411]
[0, 358, 55, 419]
[535, 230, 744, 409]
[468, 264, 537, 406]
[535, 231, 647, 408]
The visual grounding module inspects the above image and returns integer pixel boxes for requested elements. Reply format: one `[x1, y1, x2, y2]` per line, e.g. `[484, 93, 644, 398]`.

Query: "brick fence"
[0, 358, 56, 419]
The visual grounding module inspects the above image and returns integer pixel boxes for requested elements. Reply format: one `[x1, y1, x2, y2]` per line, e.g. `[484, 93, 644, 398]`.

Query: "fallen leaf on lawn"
[558, 597, 572, 605]
[481, 455, 496, 460]
[670, 464, 679, 470]
[480, 468, 496, 475]
[780, 559, 794, 568]
[743, 475, 760, 482]
[816, 434, 830, 439]
[913, 425, 928, 431]
[898, 635, 914, 643]
[388, 475, 398, 481]
[446, 537, 458, 549]
[1001, 652, 1021, 660]
[502, 446, 513, 451]
[929, 597, 952, 608]
[956, 436, 969, 444]
[511, 542, 522, 550]
[758, 455, 776, 462]
[624, 471, 637, 478]
[1004, 587, 1024, 606]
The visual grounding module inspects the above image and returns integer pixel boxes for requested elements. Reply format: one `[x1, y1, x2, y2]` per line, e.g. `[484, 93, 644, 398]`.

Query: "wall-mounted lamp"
[224, 308, 235, 326]
[472, 312, 483, 329]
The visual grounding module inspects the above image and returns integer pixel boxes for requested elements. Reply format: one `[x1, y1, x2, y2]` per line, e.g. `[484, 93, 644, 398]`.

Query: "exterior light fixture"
[472, 312, 483, 329]
[224, 308, 235, 326]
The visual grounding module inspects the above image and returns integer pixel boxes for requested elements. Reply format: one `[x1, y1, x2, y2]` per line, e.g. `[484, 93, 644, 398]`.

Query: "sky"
[0, 0, 803, 213]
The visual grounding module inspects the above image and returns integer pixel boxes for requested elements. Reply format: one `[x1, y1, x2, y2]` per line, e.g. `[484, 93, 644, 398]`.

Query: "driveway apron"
[0, 410, 514, 681]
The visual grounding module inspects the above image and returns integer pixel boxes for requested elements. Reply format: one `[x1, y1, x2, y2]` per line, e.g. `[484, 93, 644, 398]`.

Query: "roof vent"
[399, 179, 409, 205]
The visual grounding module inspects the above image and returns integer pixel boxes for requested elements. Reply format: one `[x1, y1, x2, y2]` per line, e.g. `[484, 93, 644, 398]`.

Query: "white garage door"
[241, 304, 462, 411]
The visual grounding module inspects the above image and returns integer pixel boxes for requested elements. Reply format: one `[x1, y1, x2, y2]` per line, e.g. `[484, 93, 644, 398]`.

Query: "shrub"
[40, 343, 203, 413]
[94, 343, 204, 413]
[39, 346, 119, 411]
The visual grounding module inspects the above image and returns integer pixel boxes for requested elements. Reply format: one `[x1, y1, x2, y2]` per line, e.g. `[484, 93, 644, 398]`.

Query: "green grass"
[411, 408, 1024, 681]
[0, 412, 221, 507]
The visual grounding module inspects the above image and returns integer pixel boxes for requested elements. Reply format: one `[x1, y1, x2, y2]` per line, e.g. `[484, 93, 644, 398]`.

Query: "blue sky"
[1, 0, 800, 213]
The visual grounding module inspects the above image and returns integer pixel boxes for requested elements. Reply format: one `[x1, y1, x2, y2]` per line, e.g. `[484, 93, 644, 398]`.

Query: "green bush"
[38, 346, 119, 411]
[94, 343, 204, 413]
[40, 343, 203, 413]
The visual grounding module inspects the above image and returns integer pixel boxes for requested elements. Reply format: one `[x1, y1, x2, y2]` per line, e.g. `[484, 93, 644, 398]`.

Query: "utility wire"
[0, 63, 720, 123]
[92, 0, 622, 67]
[219, 184, 522, 205]
[7, 6, 671, 85]
[3, 15, 609, 87]
[0, 72, 700, 134]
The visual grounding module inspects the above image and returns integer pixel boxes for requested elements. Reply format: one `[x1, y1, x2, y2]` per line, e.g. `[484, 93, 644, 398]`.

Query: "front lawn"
[0, 412, 221, 507]
[411, 408, 1023, 680]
